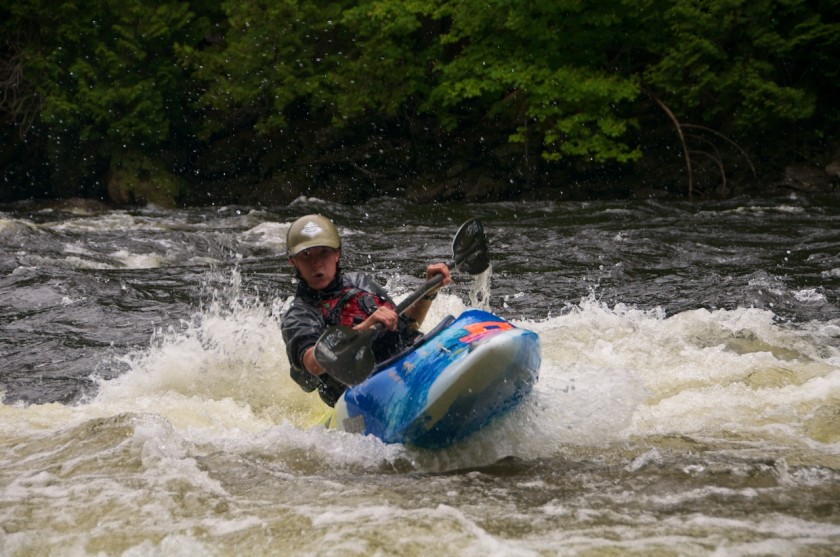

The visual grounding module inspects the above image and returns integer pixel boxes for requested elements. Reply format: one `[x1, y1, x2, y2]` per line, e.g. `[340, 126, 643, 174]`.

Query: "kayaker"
[281, 214, 452, 406]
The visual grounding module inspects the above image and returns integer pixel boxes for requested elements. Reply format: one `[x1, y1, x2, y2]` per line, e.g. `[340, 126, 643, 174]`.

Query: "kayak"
[323, 309, 541, 448]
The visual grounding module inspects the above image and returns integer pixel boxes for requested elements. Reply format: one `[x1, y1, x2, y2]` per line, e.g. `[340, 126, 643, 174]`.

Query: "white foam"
[239, 221, 290, 253]
[10, 288, 840, 461]
[108, 249, 166, 269]
[4, 276, 839, 467]
[794, 288, 826, 303]
[45, 212, 163, 233]
[0, 217, 43, 236]
[2, 278, 839, 556]
[94, 275, 323, 431]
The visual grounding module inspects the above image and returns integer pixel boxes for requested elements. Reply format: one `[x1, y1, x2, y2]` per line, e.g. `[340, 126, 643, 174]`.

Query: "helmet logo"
[300, 222, 323, 237]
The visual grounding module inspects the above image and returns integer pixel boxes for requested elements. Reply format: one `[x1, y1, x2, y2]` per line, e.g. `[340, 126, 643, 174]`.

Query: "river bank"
[5, 154, 839, 215]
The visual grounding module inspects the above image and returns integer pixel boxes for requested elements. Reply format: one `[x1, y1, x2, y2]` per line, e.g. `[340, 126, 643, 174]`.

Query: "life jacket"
[315, 287, 395, 328]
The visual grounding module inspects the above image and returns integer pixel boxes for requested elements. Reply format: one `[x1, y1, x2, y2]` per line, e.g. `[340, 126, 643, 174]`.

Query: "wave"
[3, 273, 837, 478]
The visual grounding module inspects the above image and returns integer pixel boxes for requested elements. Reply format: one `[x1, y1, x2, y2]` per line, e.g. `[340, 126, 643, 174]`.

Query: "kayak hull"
[328, 309, 540, 448]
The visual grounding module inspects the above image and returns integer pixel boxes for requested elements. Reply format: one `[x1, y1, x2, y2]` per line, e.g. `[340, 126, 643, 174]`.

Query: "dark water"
[1, 194, 839, 555]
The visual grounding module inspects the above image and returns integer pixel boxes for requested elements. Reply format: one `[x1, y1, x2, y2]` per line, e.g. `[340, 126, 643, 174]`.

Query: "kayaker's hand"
[424, 262, 452, 295]
[303, 345, 326, 376]
[359, 306, 399, 332]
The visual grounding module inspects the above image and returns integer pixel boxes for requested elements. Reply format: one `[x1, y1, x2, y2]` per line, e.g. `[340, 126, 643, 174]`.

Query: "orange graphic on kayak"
[459, 321, 514, 343]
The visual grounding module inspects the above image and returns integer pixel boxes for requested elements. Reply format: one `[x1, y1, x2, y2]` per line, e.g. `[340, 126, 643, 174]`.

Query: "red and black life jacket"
[315, 287, 395, 328]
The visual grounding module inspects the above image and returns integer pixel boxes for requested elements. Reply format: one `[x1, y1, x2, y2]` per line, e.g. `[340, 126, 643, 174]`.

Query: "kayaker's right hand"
[358, 306, 399, 332]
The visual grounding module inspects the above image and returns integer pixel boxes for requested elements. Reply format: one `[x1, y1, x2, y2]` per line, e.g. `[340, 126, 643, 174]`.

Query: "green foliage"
[642, 0, 828, 133]
[11, 0, 198, 148]
[433, 0, 643, 162]
[1, 0, 207, 198]
[334, 0, 644, 162]
[180, 0, 343, 136]
[331, 1, 439, 121]
[108, 151, 187, 207]
[183, 0, 646, 162]
[1, 0, 837, 201]
[183, 0, 440, 135]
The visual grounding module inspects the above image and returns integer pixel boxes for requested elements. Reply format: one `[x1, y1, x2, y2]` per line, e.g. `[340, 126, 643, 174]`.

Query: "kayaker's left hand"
[425, 263, 451, 294]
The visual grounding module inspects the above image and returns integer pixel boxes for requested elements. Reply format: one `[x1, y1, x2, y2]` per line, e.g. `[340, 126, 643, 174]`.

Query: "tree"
[2, 0, 837, 203]
[1, 0, 207, 200]
[639, 0, 839, 194]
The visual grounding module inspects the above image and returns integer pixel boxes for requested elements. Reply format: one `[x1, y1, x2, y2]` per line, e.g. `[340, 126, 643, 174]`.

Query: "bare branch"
[0, 46, 39, 137]
[683, 124, 757, 179]
[643, 87, 693, 197]
[687, 134, 727, 195]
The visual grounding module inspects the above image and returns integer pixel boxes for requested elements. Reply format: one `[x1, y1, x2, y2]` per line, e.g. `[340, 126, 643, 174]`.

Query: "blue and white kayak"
[324, 309, 541, 448]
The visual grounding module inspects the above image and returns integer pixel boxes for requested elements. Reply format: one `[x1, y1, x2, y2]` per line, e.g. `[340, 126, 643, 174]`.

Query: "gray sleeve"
[281, 301, 325, 370]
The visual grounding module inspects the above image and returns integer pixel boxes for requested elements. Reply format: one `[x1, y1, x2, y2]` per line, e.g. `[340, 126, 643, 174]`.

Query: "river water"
[1, 194, 839, 556]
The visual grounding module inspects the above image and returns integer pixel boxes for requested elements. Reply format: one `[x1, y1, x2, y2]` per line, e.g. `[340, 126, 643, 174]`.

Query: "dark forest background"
[2, 0, 838, 207]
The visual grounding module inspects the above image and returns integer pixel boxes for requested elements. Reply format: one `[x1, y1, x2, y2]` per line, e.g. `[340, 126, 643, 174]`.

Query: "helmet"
[286, 214, 341, 256]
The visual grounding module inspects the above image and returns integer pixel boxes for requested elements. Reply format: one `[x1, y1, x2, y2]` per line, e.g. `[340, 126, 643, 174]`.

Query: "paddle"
[313, 218, 490, 386]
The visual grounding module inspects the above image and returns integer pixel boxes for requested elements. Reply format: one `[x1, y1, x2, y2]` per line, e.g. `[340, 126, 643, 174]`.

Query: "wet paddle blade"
[452, 218, 490, 275]
[314, 325, 377, 386]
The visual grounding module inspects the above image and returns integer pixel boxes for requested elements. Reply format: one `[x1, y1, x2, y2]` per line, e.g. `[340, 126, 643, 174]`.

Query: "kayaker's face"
[290, 247, 340, 290]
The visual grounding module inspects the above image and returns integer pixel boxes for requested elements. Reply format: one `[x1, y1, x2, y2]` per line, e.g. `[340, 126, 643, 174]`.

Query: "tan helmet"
[286, 214, 341, 256]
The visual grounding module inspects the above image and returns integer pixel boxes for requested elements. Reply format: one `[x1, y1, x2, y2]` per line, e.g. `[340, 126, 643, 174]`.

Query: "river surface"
[1, 194, 839, 556]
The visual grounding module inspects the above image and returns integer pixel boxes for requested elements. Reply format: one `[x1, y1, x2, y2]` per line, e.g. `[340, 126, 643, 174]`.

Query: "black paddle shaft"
[314, 218, 490, 386]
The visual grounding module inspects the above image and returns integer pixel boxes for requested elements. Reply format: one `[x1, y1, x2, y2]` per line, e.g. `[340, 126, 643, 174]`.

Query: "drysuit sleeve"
[281, 300, 325, 392]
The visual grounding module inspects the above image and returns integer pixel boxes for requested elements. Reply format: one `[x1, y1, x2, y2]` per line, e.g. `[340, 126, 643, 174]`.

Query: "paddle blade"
[314, 325, 377, 386]
[452, 218, 490, 275]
